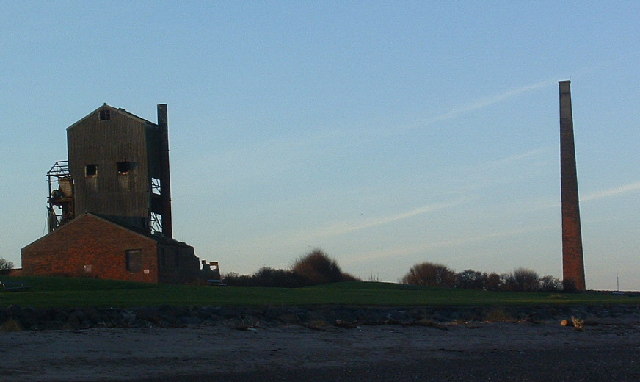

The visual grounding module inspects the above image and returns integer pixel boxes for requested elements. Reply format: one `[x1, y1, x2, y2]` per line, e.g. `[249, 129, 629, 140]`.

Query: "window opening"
[151, 178, 161, 195]
[85, 164, 98, 177]
[150, 212, 162, 235]
[117, 161, 135, 175]
[125, 249, 142, 273]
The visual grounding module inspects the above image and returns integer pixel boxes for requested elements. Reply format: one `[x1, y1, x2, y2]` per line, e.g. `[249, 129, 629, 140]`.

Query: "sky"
[1, 1, 638, 290]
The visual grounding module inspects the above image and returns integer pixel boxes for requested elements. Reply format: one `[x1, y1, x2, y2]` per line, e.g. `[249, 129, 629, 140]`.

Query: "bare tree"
[402, 262, 455, 287]
[539, 275, 562, 291]
[0, 258, 13, 270]
[0, 258, 14, 274]
[511, 268, 540, 291]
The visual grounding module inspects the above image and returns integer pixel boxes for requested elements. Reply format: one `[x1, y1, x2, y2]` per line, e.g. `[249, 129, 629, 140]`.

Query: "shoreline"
[2, 303, 639, 331]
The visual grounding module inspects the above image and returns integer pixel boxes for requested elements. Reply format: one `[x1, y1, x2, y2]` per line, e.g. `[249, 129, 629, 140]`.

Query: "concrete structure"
[22, 104, 202, 283]
[559, 81, 586, 291]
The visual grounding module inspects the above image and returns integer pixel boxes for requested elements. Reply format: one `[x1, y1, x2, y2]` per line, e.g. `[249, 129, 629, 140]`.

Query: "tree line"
[401, 262, 570, 292]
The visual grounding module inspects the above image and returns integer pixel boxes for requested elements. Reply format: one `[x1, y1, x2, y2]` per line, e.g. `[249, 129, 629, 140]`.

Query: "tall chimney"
[157, 104, 173, 239]
[559, 81, 586, 290]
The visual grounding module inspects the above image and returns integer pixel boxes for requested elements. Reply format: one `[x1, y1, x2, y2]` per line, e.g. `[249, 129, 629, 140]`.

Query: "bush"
[401, 262, 455, 287]
[222, 269, 307, 287]
[455, 269, 488, 289]
[562, 279, 577, 292]
[485, 273, 502, 291]
[500, 268, 540, 292]
[253, 267, 308, 287]
[292, 249, 346, 285]
[223, 250, 357, 287]
[0, 258, 13, 270]
[0, 258, 13, 275]
[539, 275, 562, 292]
[512, 268, 540, 291]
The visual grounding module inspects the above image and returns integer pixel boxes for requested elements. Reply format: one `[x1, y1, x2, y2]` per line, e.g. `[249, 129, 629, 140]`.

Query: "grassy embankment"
[1, 276, 638, 308]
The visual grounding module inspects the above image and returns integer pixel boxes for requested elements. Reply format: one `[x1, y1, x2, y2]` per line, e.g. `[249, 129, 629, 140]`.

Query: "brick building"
[21, 104, 204, 283]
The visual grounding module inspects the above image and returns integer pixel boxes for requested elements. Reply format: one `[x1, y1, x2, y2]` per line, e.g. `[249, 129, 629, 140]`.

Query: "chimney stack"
[157, 104, 173, 239]
[559, 81, 586, 290]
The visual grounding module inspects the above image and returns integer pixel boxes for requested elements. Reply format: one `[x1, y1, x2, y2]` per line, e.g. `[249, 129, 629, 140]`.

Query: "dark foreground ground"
[150, 346, 639, 382]
[2, 319, 639, 382]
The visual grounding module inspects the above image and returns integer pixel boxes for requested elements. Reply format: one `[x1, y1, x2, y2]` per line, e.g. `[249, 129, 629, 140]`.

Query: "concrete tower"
[559, 80, 586, 290]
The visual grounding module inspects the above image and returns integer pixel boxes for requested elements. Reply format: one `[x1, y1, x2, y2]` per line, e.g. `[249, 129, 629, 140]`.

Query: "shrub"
[0, 258, 13, 270]
[455, 269, 487, 289]
[401, 262, 455, 287]
[222, 272, 254, 286]
[223, 250, 356, 287]
[539, 275, 562, 292]
[562, 279, 577, 292]
[499, 268, 540, 292]
[252, 267, 308, 287]
[292, 249, 345, 285]
[485, 273, 502, 291]
[512, 268, 540, 292]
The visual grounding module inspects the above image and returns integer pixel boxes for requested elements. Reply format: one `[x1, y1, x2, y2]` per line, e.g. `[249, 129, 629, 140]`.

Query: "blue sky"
[1, 1, 638, 290]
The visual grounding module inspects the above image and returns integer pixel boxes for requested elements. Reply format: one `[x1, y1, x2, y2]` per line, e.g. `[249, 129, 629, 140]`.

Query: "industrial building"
[21, 104, 208, 283]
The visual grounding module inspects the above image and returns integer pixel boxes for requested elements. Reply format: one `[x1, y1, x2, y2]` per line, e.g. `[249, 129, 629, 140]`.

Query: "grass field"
[1, 276, 638, 308]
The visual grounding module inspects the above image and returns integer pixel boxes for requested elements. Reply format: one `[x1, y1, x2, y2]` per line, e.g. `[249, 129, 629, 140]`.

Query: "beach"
[2, 318, 639, 381]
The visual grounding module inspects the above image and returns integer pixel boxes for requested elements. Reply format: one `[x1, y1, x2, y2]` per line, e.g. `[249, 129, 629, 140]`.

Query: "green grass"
[1, 277, 638, 308]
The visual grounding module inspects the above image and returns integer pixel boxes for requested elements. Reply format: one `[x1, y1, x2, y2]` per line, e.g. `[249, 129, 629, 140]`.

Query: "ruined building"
[21, 104, 203, 283]
[559, 81, 586, 291]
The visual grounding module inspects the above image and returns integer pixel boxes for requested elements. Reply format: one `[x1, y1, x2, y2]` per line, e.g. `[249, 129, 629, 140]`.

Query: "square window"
[85, 164, 98, 177]
[125, 249, 143, 273]
[117, 161, 135, 175]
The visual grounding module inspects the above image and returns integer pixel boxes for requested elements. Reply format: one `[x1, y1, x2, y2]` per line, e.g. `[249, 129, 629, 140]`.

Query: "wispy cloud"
[343, 224, 553, 266]
[238, 199, 469, 254]
[478, 147, 551, 169]
[410, 79, 556, 129]
[307, 199, 467, 239]
[582, 181, 640, 202]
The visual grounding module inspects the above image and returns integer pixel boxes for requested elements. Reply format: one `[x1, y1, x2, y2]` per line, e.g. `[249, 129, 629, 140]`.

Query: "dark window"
[125, 249, 143, 273]
[99, 109, 110, 120]
[117, 161, 136, 175]
[85, 164, 98, 177]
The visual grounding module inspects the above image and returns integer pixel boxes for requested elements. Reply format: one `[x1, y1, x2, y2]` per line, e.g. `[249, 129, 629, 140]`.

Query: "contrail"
[410, 78, 556, 129]
[582, 181, 640, 202]
[307, 199, 467, 239]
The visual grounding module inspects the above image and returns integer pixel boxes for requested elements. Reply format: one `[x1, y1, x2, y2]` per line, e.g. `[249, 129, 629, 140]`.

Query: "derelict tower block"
[559, 81, 586, 291]
[65, 104, 173, 237]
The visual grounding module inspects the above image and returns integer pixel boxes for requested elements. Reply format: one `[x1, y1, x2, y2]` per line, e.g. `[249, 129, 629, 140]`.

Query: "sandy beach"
[2, 318, 639, 382]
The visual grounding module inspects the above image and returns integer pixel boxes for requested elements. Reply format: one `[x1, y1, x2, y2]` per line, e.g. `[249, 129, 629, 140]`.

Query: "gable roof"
[22, 213, 157, 250]
[66, 103, 157, 131]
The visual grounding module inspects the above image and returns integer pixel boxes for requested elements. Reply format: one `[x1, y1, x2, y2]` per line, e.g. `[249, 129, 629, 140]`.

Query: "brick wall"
[22, 214, 159, 283]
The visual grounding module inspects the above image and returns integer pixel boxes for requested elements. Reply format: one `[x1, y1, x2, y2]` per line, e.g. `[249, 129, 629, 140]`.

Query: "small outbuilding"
[21, 214, 200, 283]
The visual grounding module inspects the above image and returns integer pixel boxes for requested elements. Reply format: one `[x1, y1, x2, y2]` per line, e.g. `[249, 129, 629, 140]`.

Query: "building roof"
[22, 213, 192, 250]
[66, 103, 157, 131]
